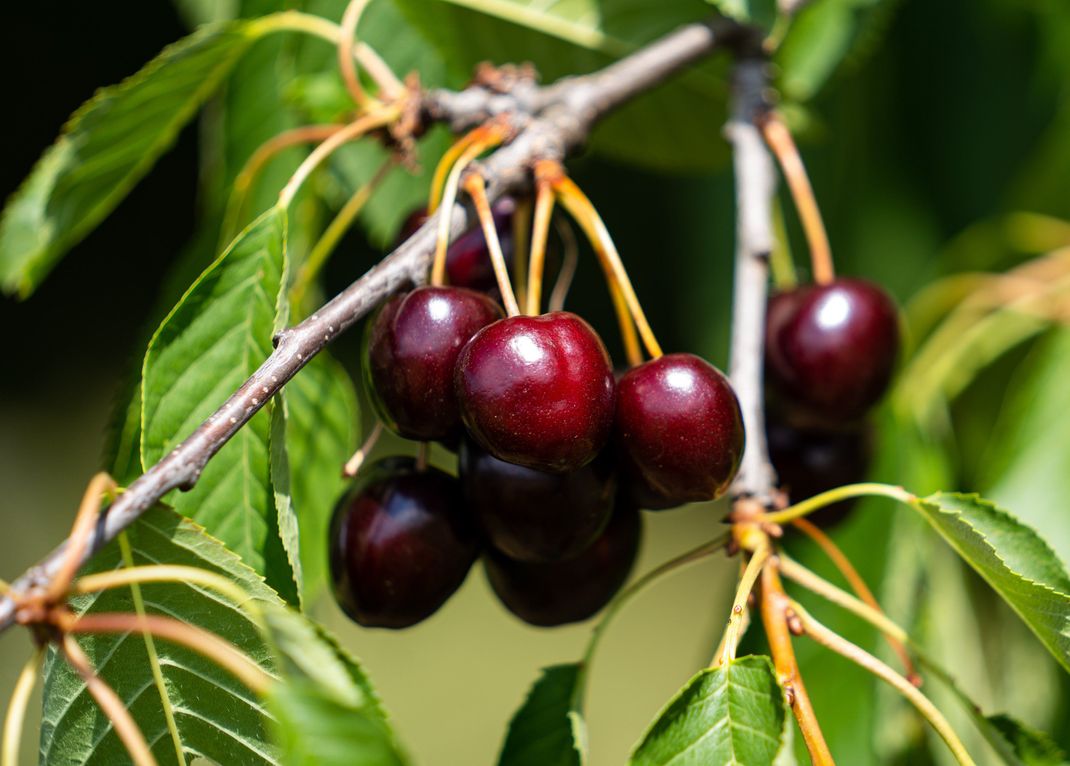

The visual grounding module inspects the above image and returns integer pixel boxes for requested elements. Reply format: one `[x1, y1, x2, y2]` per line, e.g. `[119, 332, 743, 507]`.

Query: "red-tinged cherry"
[767, 418, 872, 527]
[484, 502, 641, 627]
[765, 278, 899, 422]
[396, 199, 516, 292]
[455, 311, 616, 473]
[329, 457, 478, 629]
[459, 439, 616, 563]
[615, 353, 745, 509]
[364, 286, 503, 442]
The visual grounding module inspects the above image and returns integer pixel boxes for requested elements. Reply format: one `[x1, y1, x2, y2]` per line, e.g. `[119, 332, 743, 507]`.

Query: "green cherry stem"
[548, 215, 579, 313]
[762, 482, 915, 526]
[1, 646, 44, 766]
[337, 0, 374, 110]
[525, 175, 555, 315]
[463, 173, 521, 316]
[712, 540, 771, 667]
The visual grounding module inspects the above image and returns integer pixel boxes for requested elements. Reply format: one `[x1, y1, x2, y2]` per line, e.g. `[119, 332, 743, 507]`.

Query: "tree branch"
[0, 17, 755, 633]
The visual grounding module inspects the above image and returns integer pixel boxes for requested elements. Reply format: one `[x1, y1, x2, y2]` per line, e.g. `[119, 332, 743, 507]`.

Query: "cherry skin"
[484, 501, 641, 627]
[328, 457, 478, 629]
[765, 278, 899, 422]
[459, 438, 616, 563]
[455, 311, 616, 473]
[364, 286, 503, 442]
[615, 353, 745, 509]
[396, 198, 516, 292]
[766, 418, 871, 527]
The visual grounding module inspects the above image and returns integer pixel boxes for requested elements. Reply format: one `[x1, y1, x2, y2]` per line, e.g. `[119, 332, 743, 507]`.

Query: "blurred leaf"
[141, 207, 297, 601]
[707, 0, 777, 29]
[912, 492, 1070, 673]
[0, 21, 257, 297]
[985, 715, 1069, 766]
[497, 664, 585, 766]
[282, 352, 359, 600]
[984, 329, 1070, 566]
[40, 506, 283, 765]
[392, 0, 732, 173]
[629, 655, 790, 765]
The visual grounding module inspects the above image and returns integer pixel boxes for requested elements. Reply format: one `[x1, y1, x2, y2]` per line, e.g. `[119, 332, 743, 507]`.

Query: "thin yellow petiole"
[525, 176, 555, 315]
[511, 198, 532, 311]
[428, 122, 508, 214]
[548, 215, 579, 313]
[713, 541, 771, 667]
[463, 174, 520, 316]
[550, 170, 663, 359]
[343, 420, 384, 478]
[1, 646, 44, 766]
[337, 0, 373, 110]
[762, 483, 914, 526]
[49, 473, 118, 603]
[62, 636, 158, 766]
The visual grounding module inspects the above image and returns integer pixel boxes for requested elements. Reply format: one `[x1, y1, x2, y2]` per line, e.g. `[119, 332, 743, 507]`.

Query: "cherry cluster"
[329, 203, 745, 629]
[764, 278, 899, 523]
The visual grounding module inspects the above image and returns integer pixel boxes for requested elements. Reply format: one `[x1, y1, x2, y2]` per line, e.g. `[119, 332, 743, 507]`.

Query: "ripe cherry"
[459, 439, 616, 563]
[484, 502, 641, 627]
[615, 353, 744, 509]
[765, 278, 899, 422]
[364, 286, 503, 442]
[396, 199, 516, 292]
[455, 311, 615, 473]
[767, 418, 871, 527]
[329, 457, 478, 629]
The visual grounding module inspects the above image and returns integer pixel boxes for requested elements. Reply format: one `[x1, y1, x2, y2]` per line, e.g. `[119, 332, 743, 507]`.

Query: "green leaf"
[39, 506, 284, 765]
[912, 492, 1070, 673]
[393, 0, 731, 173]
[141, 206, 297, 600]
[270, 398, 303, 606]
[497, 664, 585, 766]
[985, 714, 1069, 766]
[629, 655, 790, 766]
[282, 351, 359, 599]
[706, 0, 777, 30]
[0, 21, 258, 297]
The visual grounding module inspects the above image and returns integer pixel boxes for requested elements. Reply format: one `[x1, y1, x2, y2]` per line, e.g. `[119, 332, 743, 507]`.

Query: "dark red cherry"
[484, 502, 641, 627]
[767, 418, 872, 527]
[615, 353, 745, 509]
[396, 199, 516, 292]
[765, 278, 899, 422]
[364, 286, 503, 442]
[455, 311, 616, 473]
[459, 439, 616, 563]
[329, 457, 478, 629]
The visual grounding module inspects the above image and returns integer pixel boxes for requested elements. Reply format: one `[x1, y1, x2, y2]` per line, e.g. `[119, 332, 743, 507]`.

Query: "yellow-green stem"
[713, 541, 771, 667]
[763, 483, 914, 525]
[1, 647, 43, 766]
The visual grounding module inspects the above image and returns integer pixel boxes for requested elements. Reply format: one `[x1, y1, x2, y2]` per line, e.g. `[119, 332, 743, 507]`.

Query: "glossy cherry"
[329, 457, 478, 629]
[484, 502, 641, 627]
[615, 353, 745, 509]
[396, 198, 516, 292]
[767, 418, 871, 527]
[455, 311, 616, 473]
[364, 286, 503, 442]
[765, 278, 899, 422]
[459, 439, 616, 563]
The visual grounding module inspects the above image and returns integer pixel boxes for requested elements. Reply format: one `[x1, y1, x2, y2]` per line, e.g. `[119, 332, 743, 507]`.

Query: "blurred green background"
[2, 0, 1069, 763]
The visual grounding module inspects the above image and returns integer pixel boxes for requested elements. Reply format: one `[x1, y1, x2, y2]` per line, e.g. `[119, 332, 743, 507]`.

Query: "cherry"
[459, 439, 616, 563]
[615, 353, 744, 509]
[328, 457, 478, 629]
[396, 199, 516, 292]
[765, 278, 899, 422]
[767, 418, 871, 527]
[364, 286, 503, 442]
[484, 501, 641, 627]
[455, 311, 615, 473]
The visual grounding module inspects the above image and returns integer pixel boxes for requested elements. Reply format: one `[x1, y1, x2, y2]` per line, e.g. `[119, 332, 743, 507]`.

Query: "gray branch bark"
[0, 17, 758, 632]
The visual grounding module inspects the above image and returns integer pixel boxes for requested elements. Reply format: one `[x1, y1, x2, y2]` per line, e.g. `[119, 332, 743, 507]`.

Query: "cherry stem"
[793, 603, 977, 766]
[291, 156, 395, 311]
[49, 473, 118, 603]
[416, 442, 431, 472]
[463, 173, 521, 316]
[1, 646, 43, 766]
[525, 177, 555, 315]
[338, 0, 373, 110]
[570, 536, 728, 715]
[428, 122, 506, 214]
[713, 541, 771, 667]
[512, 198, 532, 312]
[278, 107, 400, 209]
[790, 519, 920, 683]
[549, 170, 663, 359]
[759, 563, 835, 766]
[548, 215, 579, 313]
[61, 635, 158, 766]
[760, 113, 834, 285]
[762, 482, 914, 526]
[343, 420, 384, 478]
[67, 613, 272, 696]
[224, 124, 346, 241]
